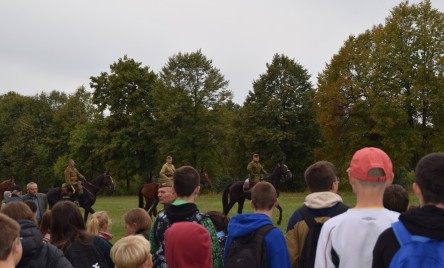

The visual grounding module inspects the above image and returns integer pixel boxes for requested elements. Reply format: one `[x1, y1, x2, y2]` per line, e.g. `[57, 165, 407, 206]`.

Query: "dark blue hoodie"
[224, 213, 291, 268]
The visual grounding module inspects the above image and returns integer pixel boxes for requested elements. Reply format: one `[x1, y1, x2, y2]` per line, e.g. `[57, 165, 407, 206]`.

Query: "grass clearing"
[88, 190, 418, 244]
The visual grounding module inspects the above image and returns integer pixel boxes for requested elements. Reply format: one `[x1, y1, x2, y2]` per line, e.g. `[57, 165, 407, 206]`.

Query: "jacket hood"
[166, 202, 199, 224]
[401, 205, 444, 240]
[18, 220, 43, 260]
[227, 213, 273, 238]
[304, 191, 343, 209]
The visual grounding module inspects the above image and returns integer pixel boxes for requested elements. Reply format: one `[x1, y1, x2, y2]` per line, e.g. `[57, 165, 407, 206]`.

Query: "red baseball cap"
[348, 147, 393, 182]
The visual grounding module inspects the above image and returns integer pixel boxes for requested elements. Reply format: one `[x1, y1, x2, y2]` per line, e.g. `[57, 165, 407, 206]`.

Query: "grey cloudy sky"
[1, 0, 443, 104]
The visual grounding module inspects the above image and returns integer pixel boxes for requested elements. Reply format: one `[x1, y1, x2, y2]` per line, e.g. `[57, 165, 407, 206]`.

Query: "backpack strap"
[330, 202, 348, 216]
[299, 205, 317, 227]
[392, 221, 434, 246]
[256, 224, 275, 237]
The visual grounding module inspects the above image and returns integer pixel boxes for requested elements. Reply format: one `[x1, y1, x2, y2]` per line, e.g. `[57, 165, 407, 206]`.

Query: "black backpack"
[297, 203, 348, 268]
[225, 224, 275, 268]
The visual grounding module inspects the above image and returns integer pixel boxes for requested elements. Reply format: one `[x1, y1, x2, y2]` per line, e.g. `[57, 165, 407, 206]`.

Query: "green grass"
[87, 191, 419, 244]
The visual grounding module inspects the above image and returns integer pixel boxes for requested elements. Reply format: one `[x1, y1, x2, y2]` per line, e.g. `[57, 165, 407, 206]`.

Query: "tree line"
[0, 1, 442, 193]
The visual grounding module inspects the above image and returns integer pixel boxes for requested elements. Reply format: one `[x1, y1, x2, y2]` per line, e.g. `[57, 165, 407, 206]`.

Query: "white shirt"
[315, 208, 399, 268]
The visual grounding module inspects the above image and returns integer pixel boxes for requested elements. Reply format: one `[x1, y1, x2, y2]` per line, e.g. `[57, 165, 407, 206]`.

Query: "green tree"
[153, 50, 232, 171]
[90, 55, 158, 191]
[240, 54, 320, 190]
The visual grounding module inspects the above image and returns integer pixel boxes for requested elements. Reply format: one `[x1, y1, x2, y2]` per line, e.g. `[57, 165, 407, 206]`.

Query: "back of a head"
[24, 200, 37, 213]
[304, 161, 337, 192]
[164, 222, 212, 268]
[415, 152, 444, 205]
[173, 166, 200, 197]
[87, 211, 111, 235]
[0, 213, 20, 261]
[1, 201, 36, 224]
[124, 208, 152, 234]
[383, 184, 409, 213]
[348, 147, 393, 185]
[111, 235, 152, 268]
[251, 181, 277, 211]
[51, 201, 88, 248]
[206, 211, 230, 233]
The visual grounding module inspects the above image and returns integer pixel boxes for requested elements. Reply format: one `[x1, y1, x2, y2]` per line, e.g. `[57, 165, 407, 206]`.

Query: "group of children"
[1, 147, 444, 268]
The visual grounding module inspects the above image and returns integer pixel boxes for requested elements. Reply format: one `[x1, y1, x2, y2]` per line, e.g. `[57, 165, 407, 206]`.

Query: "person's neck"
[0, 259, 16, 268]
[354, 194, 384, 209]
[254, 209, 273, 218]
[176, 196, 195, 203]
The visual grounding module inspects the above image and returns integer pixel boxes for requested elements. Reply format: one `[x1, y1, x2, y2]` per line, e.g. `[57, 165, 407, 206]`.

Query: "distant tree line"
[0, 1, 442, 193]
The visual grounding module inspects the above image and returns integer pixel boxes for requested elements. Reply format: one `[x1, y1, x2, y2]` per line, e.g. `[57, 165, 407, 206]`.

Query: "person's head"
[206, 211, 230, 233]
[39, 210, 51, 236]
[166, 156, 173, 164]
[61, 183, 69, 195]
[111, 235, 152, 268]
[68, 159, 75, 167]
[347, 147, 394, 190]
[158, 184, 176, 205]
[0, 213, 22, 265]
[26, 182, 38, 197]
[173, 166, 200, 198]
[87, 211, 111, 235]
[1, 201, 37, 225]
[253, 153, 260, 162]
[304, 161, 339, 193]
[11, 185, 22, 196]
[50, 201, 91, 249]
[124, 208, 152, 236]
[251, 181, 278, 211]
[383, 184, 409, 213]
[164, 222, 212, 268]
[23, 200, 38, 220]
[414, 152, 444, 206]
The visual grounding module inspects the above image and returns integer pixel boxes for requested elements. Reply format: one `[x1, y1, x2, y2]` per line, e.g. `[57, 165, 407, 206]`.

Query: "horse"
[0, 176, 15, 203]
[222, 160, 292, 225]
[138, 169, 212, 218]
[46, 172, 115, 222]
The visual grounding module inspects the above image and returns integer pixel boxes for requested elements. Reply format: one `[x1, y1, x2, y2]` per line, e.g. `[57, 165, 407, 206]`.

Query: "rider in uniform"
[159, 156, 175, 186]
[245, 154, 267, 191]
[64, 159, 85, 204]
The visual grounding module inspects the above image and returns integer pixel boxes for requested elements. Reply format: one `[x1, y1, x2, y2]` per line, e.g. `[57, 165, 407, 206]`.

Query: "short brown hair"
[251, 181, 277, 210]
[124, 208, 152, 235]
[383, 184, 409, 213]
[0, 213, 20, 260]
[1, 201, 37, 224]
[304, 161, 337, 192]
[173, 166, 200, 197]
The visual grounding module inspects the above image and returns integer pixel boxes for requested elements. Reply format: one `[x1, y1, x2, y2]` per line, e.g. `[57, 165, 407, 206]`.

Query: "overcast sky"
[1, 1, 443, 104]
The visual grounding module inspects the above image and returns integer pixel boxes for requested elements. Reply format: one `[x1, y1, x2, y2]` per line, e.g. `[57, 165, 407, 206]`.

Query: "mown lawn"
[88, 190, 419, 244]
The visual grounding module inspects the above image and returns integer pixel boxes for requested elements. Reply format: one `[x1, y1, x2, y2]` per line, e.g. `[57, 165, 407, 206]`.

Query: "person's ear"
[194, 185, 201, 196]
[250, 200, 255, 209]
[413, 182, 424, 206]
[274, 198, 279, 208]
[147, 253, 153, 268]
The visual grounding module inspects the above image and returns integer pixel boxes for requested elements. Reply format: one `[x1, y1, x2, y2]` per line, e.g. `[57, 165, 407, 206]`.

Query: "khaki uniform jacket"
[65, 166, 85, 184]
[159, 163, 175, 183]
[247, 161, 267, 184]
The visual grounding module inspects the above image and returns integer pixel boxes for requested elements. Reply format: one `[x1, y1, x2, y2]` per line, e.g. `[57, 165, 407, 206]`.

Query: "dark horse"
[46, 172, 115, 222]
[138, 169, 212, 217]
[222, 160, 292, 225]
[0, 176, 15, 203]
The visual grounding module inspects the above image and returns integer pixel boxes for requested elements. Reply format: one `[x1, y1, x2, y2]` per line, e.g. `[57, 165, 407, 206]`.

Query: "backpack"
[297, 203, 348, 268]
[389, 221, 444, 268]
[224, 224, 275, 268]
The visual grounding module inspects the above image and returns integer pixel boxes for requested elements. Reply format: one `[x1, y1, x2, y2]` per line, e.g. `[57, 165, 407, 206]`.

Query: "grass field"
[87, 191, 419, 244]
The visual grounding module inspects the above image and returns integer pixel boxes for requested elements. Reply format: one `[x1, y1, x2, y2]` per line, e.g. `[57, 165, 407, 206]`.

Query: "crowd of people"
[1, 149, 443, 268]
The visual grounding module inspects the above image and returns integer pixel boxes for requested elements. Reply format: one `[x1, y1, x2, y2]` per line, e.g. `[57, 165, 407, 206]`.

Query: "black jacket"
[17, 220, 73, 268]
[372, 205, 444, 268]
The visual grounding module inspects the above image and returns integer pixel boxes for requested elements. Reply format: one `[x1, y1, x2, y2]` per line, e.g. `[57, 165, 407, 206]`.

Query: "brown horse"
[0, 176, 15, 203]
[138, 169, 212, 217]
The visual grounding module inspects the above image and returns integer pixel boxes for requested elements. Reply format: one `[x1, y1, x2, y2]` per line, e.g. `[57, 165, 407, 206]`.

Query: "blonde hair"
[87, 211, 111, 235]
[111, 235, 152, 268]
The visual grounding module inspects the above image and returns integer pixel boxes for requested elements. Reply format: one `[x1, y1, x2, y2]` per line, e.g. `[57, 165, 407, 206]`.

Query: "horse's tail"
[222, 182, 232, 215]
[138, 185, 144, 208]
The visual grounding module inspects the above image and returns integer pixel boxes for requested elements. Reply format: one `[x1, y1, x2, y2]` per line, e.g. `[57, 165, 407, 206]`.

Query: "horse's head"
[0, 176, 15, 192]
[101, 172, 115, 192]
[277, 160, 292, 180]
[199, 169, 212, 189]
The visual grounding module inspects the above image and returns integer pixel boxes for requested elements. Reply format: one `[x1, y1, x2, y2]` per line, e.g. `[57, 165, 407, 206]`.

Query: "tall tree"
[240, 54, 320, 190]
[153, 50, 232, 170]
[315, 0, 444, 183]
[90, 55, 158, 190]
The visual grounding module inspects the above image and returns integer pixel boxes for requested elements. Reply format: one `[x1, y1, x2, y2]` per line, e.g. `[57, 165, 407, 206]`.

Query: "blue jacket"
[224, 213, 291, 268]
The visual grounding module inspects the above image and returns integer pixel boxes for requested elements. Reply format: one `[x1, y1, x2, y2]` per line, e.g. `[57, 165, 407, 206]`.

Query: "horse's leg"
[83, 206, 95, 222]
[276, 204, 282, 225]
